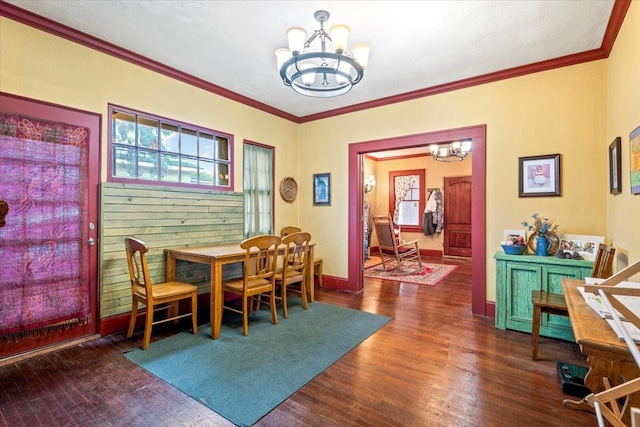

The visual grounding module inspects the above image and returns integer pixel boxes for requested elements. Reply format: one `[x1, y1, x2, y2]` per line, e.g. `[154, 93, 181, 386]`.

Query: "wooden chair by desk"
[531, 243, 615, 360]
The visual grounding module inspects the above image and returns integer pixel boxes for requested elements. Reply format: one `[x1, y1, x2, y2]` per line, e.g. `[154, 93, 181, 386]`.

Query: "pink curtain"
[0, 112, 91, 341]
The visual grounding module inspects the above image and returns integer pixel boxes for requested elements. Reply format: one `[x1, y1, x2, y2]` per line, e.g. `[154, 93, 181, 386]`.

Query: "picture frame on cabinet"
[609, 137, 622, 195]
[518, 154, 561, 197]
[630, 126, 640, 195]
[558, 234, 604, 261]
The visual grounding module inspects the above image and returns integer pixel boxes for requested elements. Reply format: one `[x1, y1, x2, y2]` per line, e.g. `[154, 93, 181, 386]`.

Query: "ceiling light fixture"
[429, 140, 472, 162]
[275, 10, 371, 98]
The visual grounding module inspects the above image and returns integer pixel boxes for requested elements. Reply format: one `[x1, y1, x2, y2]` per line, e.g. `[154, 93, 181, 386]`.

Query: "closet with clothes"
[423, 188, 443, 236]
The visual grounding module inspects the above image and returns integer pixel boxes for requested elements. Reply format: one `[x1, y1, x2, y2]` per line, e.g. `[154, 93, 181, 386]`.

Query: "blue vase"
[535, 235, 549, 256]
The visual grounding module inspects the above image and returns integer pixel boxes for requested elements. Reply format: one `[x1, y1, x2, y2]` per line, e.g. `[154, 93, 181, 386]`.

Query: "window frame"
[243, 140, 275, 238]
[107, 104, 233, 190]
[388, 169, 426, 233]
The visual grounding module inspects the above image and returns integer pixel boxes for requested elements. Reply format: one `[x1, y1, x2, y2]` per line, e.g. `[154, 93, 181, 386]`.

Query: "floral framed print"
[630, 125, 640, 195]
[313, 173, 331, 206]
[518, 154, 561, 197]
[609, 137, 622, 195]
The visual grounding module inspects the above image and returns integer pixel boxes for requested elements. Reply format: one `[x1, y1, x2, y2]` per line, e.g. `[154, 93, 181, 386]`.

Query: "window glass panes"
[216, 163, 229, 186]
[181, 127, 198, 156]
[112, 111, 136, 145]
[216, 136, 229, 161]
[113, 146, 136, 177]
[138, 117, 158, 149]
[398, 201, 419, 225]
[199, 159, 214, 185]
[180, 156, 198, 183]
[161, 123, 179, 153]
[161, 153, 180, 182]
[200, 132, 214, 159]
[138, 149, 159, 180]
[110, 106, 232, 189]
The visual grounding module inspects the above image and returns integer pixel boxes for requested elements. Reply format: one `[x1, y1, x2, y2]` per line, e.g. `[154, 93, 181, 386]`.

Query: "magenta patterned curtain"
[0, 112, 91, 341]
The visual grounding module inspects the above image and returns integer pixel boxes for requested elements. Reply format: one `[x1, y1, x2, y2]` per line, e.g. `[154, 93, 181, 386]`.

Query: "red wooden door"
[443, 176, 472, 257]
[0, 94, 99, 358]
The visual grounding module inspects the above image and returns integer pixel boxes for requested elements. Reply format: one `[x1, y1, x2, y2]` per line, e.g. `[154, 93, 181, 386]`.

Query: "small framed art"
[609, 137, 622, 195]
[313, 173, 331, 206]
[518, 154, 561, 197]
[631, 126, 640, 195]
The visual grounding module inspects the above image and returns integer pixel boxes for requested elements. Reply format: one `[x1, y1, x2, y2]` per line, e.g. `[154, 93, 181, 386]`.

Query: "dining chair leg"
[242, 296, 249, 336]
[281, 284, 288, 319]
[191, 291, 198, 334]
[270, 289, 278, 325]
[127, 299, 138, 338]
[142, 306, 154, 350]
[300, 278, 308, 310]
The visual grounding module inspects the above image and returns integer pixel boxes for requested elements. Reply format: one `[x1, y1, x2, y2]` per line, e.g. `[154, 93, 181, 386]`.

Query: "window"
[243, 141, 274, 238]
[109, 105, 232, 189]
[389, 169, 426, 233]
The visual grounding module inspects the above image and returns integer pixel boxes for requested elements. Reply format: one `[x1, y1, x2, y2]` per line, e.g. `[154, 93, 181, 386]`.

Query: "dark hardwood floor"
[1, 257, 596, 426]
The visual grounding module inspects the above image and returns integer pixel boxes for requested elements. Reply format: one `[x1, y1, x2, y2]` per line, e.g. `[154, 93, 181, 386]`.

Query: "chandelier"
[429, 140, 472, 162]
[275, 10, 371, 97]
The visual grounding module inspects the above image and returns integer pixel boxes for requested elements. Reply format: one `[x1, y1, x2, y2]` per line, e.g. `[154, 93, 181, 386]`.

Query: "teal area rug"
[124, 299, 391, 426]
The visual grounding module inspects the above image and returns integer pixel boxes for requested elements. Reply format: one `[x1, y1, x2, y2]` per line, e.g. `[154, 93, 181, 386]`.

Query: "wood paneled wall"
[100, 183, 244, 318]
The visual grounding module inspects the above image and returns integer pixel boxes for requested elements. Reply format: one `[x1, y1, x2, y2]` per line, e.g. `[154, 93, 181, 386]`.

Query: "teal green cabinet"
[494, 252, 593, 341]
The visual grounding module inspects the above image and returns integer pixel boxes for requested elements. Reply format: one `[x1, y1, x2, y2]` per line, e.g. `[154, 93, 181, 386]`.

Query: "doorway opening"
[348, 125, 487, 316]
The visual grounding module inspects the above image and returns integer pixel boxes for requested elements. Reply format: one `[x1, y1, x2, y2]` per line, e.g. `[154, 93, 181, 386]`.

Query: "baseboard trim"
[0, 334, 101, 367]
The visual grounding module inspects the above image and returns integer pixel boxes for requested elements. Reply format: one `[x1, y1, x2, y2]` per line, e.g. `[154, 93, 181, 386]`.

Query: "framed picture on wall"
[630, 125, 640, 195]
[518, 153, 561, 197]
[313, 173, 331, 206]
[609, 137, 622, 195]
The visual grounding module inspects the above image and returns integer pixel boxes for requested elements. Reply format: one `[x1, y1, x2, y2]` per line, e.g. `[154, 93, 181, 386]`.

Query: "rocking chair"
[372, 214, 422, 272]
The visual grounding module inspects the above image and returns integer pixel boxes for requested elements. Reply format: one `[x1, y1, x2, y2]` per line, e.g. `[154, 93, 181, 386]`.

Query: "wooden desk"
[165, 243, 315, 339]
[562, 278, 640, 423]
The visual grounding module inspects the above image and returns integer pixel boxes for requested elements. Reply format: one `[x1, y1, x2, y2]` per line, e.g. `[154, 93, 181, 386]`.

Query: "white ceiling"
[5, 0, 615, 120]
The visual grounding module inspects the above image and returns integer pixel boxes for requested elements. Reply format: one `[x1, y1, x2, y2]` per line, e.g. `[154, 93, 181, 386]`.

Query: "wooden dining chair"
[372, 214, 422, 271]
[280, 226, 301, 237]
[531, 243, 616, 360]
[275, 232, 312, 318]
[124, 236, 198, 350]
[222, 234, 281, 336]
[281, 226, 323, 289]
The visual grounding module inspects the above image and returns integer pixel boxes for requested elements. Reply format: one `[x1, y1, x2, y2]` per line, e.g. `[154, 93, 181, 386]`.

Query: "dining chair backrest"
[591, 244, 616, 279]
[124, 236, 153, 298]
[280, 226, 302, 238]
[241, 234, 282, 291]
[282, 231, 312, 277]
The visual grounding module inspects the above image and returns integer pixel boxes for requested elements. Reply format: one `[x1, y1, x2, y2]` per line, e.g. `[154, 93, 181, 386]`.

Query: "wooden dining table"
[165, 242, 315, 339]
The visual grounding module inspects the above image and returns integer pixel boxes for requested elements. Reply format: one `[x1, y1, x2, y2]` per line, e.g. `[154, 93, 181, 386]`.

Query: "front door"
[443, 176, 472, 257]
[0, 93, 99, 359]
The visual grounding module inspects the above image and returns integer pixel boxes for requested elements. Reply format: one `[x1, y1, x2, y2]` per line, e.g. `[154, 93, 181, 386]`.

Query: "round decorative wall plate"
[279, 177, 298, 202]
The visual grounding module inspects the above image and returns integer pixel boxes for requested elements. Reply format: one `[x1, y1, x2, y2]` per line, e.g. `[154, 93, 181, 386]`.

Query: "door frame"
[0, 92, 100, 356]
[348, 124, 487, 316]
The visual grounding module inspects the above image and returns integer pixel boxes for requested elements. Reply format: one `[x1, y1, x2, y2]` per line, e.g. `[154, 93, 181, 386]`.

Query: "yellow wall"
[0, 17, 301, 232]
[299, 60, 610, 300]
[606, 1, 640, 276]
